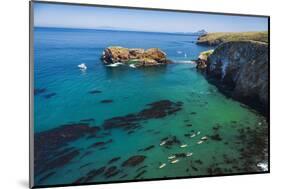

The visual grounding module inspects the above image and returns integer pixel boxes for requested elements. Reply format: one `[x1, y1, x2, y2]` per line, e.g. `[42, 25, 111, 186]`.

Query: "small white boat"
[201, 136, 208, 140]
[177, 51, 182, 54]
[190, 133, 196, 138]
[186, 152, 193, 157]
[159, 163, 166, 169]
[78, 63, 87, 70]
[171, 159, 179, 164]
[197, 140, 204, 144]
[180, 144, 188, 148]
[197, 131, 201, 135]
[160, 141, 166, 146]
[184, 53, 187, 58]
[168, 155, 176, 160]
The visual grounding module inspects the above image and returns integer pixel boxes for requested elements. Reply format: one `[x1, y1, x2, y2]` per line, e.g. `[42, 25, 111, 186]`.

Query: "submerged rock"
[122, 155, 146, 167]
[101, 46, 172, 67]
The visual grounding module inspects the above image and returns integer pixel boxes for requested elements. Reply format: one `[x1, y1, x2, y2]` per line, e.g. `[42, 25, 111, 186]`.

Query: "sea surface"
[33, 27, 268, 186]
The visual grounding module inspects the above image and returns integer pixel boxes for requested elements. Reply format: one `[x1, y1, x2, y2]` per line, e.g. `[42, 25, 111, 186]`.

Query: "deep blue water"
[33, 27, 268, 186]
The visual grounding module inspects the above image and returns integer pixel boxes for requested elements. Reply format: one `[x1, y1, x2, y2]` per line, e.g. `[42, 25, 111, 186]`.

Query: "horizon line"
[34, 26, 267, 35]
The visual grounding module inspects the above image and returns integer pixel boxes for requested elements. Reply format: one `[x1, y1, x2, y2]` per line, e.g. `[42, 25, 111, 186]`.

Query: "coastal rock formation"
[101, 46, 171, 67]
[196, 49, 214, 69]
[204, 41, 268, 113]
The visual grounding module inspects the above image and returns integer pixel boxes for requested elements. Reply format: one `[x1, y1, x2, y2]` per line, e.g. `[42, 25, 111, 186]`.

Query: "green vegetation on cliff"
[197, 31, 268, 46]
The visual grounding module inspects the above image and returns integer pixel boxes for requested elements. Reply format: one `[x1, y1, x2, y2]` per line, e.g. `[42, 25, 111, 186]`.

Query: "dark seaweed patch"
[103, 100, 183, 131]
[210, 134, 223, 141]
[44, 92, 56, 99]
[104, 166, 120, 178]
[79, 163, 92, 169]
[191, 166, 198, 171]
[41, 149, 80, 172]
[134, 170, 146, 179]
[136, 165, 148, 172]
[138, 145, 155, 152]
[80, 151, 92, 159]
[89, 139, 112, 149]
[161, 136, 181, 148]
[34, 123, 100, 175]
[122, 155, 146, 167]
[108, 157, 121, 164]
[38, 171, 55, 183]
[119, 174, 128, 179]
[73, 177, 86, 184]
[195, 160, 203, 164]
[100, 99, 113, 103]
[34, 88, 47, 95]
[83, 166, 106, 183]
[89, 90, 102, 94]
[80, 118, 95, 122]
[175, 153, 187, 158]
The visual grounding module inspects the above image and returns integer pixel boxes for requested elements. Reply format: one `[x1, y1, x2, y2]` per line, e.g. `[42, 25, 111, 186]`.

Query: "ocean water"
[33, 27, 268, 186]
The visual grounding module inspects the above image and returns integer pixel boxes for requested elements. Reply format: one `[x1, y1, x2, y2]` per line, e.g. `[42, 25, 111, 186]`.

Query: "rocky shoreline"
[195, 40, 269, 117]
[101, 46, 172, 67]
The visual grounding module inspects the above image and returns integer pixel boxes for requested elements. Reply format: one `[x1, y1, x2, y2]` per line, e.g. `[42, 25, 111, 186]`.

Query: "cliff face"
[206, 41, 269, 113]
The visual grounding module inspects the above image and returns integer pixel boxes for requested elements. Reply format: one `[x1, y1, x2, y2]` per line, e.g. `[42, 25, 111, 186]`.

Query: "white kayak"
[180, 144, 188, 148]
[168, 155, 176, 159]
[197, 140, 204, 144]
[190, 133, 196, 138]
[159, 163, 166, 169]
[160, 141, 166, 146]
[171, 159, 179, 164]
[201, 136, 208, 140]
[186, 152, 193, 157]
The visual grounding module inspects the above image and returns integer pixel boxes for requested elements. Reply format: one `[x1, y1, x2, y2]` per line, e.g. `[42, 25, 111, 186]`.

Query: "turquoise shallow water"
[33, 27, 268, 186]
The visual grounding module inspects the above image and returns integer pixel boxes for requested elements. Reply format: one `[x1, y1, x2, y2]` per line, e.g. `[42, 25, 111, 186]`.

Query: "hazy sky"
[33, 2, 268, 33]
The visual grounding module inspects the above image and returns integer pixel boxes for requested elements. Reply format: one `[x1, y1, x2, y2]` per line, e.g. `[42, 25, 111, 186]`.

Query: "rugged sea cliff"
[196, 34, 269, 116]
